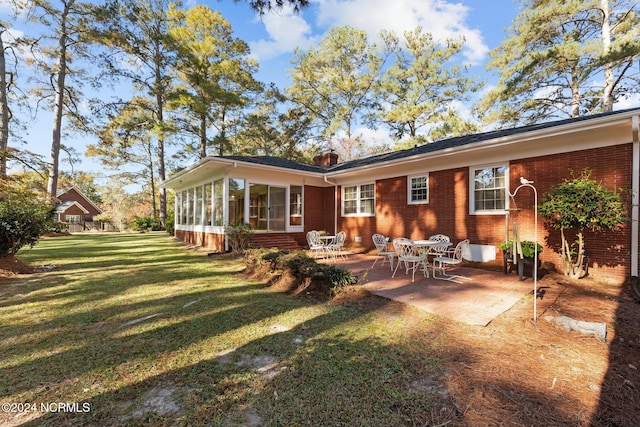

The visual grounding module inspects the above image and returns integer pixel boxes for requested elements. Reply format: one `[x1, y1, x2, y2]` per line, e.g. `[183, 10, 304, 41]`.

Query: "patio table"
[413, 240, 452, 272]
[318, 235, 335, 260]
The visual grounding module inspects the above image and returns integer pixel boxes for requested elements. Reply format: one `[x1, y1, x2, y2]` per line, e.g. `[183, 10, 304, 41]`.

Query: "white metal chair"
[306, 230, 325, 259]
[427, 234, 450, 257]
[371, 233, 395, 270]
[326, 231, 347, 261]
[432, 239, 470, 282]
[392, 238, 426, 282]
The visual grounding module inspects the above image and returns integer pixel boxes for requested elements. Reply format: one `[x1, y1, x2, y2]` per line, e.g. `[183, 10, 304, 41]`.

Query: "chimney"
[313, 150, 339, 167]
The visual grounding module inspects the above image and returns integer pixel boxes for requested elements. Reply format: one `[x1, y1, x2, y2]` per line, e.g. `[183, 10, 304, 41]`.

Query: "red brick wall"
[340, 144, 633, 284]
[176, 230, 225, 252]
[303, 185, 335, 235]
[510, 145, 633, 284]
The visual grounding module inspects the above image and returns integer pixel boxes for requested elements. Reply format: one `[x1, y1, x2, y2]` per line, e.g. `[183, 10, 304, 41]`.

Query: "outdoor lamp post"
[509, 176, 539, 322]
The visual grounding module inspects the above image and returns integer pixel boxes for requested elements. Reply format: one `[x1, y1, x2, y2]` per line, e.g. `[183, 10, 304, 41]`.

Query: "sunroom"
[161, 155, 335, 251]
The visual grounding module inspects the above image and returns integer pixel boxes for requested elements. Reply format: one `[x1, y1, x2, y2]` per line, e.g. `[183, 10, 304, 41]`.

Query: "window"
[65, 215, 81, 224]
[408, 174, 429, 204]
[175, 192, 182, 225]
[342, 183, 375, 216]
[205, 183, 212, 225]
[289, 185, 302, 226]
[194, 185, 203, 225]
[214, 178, 225, 226]
[180, 190, 188, 225]
[471, 165, 507, 213]
[187, 188, 195, 224]
[228, 179, 245, 225]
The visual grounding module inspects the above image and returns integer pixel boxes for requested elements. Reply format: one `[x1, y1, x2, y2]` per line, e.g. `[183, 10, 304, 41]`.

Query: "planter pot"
[502, 250, 541, 281]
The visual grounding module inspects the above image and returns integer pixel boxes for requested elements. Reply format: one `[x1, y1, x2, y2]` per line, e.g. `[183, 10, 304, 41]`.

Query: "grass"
[1, 232, 445, 426]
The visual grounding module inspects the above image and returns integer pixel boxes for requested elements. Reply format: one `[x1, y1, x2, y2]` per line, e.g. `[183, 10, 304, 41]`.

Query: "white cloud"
[312, 0, 489, 64]
[248, 0, 490, 65]
[614, 92, 640, 110]
[249, 6, 317, 62]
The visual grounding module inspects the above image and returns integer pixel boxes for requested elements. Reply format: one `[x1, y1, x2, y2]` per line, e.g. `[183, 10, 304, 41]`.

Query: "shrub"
[225, 222, 254, 255]
[246, 248, 357, 296]
[539, 170, 626, 279]
[498, 239, 543, 259]
[164, 210, 175, 236]
[0, 187, 55, 257]
[131, 216, 164, 232]
[244, 249, 358, 296]
[322, 264, 358, 289]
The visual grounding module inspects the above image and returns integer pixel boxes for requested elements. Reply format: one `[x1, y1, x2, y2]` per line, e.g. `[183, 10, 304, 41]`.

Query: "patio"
[333, 253, 534, 326]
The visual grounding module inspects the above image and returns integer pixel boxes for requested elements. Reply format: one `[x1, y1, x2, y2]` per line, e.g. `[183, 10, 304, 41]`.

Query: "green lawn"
[1, 232, 446, 426]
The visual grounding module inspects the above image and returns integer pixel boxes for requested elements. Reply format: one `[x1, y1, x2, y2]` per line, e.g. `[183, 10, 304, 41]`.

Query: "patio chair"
[306, 230, 325, 259]
[371, 233, 395, 270]
[432, 239, 470, 282]
[392, 238, 425, 282]
[427, 234, 450, 257]
[326, 231, 347, 261]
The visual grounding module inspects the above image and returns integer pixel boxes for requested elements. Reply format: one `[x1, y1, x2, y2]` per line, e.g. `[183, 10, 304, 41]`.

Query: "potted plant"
[498, 239, 543, 280]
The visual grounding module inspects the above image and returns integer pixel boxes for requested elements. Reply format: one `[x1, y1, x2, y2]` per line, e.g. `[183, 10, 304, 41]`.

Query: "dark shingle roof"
[217, 108, 639, 174]
[325, 108, 640, 172]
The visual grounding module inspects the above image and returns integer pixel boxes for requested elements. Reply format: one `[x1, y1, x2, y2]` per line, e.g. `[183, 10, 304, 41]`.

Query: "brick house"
[160, 108, 640, 285]
[55, 186, 103, 231]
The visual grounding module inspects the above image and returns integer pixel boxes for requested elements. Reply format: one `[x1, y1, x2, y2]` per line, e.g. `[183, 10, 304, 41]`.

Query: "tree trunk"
[149, 156, 157, 219]
[46, 2, 71, 202]
[0, 34, 9, 179]
[561, 228, 586, 279]
[600, 0, 614, 112]
[570, 68, 581, 117]
[199, 112, 207, 159]
[155, 99, 166, 224]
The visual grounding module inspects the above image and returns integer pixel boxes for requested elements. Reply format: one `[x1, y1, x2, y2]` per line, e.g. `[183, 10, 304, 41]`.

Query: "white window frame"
[289, 185, 303, 226]
[342, 183, 376, 216]
[469, 164, 509, 214]
[408, 174, 429, 204]
[65, 214, 81, 224]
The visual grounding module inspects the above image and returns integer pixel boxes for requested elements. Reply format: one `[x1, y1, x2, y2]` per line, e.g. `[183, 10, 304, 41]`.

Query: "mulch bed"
[0, 256, 35, 278]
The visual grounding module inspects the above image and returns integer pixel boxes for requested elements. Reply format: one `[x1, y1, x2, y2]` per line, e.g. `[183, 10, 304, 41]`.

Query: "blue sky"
[3, 0, 637, 184]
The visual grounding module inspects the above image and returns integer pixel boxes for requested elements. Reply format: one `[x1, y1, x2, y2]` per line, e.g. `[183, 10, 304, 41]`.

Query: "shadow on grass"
[1, 233, 403, 426]
[18, 299, 445, 427]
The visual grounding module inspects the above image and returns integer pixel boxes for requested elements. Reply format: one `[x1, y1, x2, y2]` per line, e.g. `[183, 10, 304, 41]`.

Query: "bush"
[131, 216, 164, 232]
[225, 222, 254, 255]
[539, 170, 626, 279]
[322, 264, 358, 289]
[246, 249, 358, 296]
[498, 239, 542, 259]
[164, 210, 175, 236]
[0, 187, 55, 257]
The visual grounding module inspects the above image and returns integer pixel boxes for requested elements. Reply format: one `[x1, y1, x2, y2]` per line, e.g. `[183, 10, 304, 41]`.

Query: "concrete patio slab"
[334, 254, 534, 326]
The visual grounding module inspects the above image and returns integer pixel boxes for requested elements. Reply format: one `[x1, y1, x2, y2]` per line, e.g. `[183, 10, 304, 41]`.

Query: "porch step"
[250, 233, 302, 250]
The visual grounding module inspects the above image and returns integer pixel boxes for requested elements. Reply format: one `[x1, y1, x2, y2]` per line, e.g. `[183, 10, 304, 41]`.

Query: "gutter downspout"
[324, 175, 338, 236]
[631, 115, 639, 285]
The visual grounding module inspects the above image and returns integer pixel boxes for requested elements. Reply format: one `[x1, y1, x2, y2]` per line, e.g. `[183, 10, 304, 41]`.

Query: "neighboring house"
[56, 186, 103, 232]
[160, 108, 640, 285]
